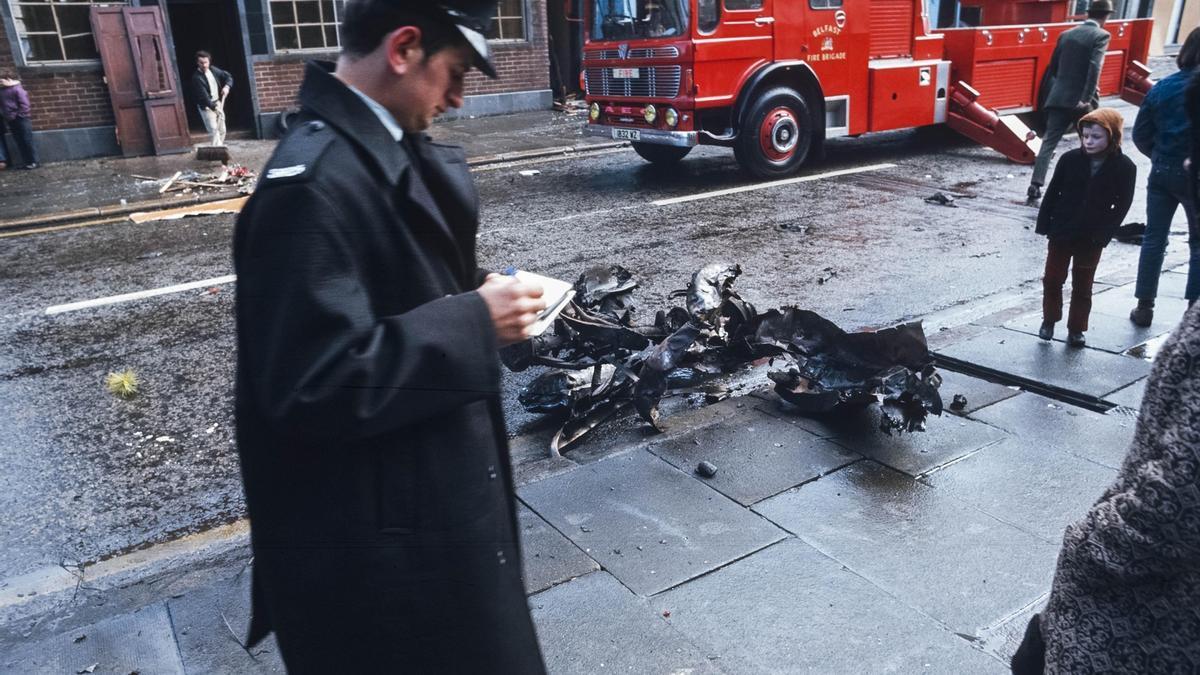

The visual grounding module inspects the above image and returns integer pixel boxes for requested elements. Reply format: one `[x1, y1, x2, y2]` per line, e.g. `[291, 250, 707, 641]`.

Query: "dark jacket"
[1040, 20, 1110, 111]
[189, 65, 232, 110]
[1187, 68, 1199, 206]
[1036, 147, 1137, 246]
[1133, 67, 1195, 166]
[0, 81, 31, 121]
[233, 61, 545, 674]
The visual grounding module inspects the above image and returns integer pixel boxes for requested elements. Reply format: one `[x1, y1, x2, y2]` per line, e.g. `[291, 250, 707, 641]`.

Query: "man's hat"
[433, 1, 498, 78]
[1087, 0, 1114, 14]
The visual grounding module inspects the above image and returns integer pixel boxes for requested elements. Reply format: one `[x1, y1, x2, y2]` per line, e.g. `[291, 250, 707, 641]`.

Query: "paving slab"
[658, 539, 1005, 674]
[826, 406, 1010, 477]
[969, 393, 1137, 470]
[934, 369, 1021, 416]
[647, 413, 859, 505]
[0, 603, 184, 675]
[518, 449, 786, 596]
[518, 503, 600, 595]
[922, 438, 1117, 544]
[977, 597, 1047, 665]
[1105, 377, 1148, 410]
[529, 572, 718, 675]
[167, 570, 287, 674]
[1093, 270, 1190, 301]
[754, 461, 1059, 634]
[936, 328, 1151, 398]
[1090, 287, 1192, 324]
[749, 390, 846, 438]
[1002, 312, 1164, 354]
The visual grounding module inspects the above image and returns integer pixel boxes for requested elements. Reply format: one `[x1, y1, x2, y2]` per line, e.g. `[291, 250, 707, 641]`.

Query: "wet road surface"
[0, 107, 1180, 579]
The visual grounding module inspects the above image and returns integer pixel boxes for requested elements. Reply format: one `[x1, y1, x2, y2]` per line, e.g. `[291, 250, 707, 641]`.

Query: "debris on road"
[503, 264, 943, 452]
[145, 165, 257, 197]
[696, 461, 718, 478]
[924, 192, 958, 207]
[105, 369, 139, 399]
[950, 394, 968, 411]
[519, 169, 541, 177]
[129, 196, 248, 224]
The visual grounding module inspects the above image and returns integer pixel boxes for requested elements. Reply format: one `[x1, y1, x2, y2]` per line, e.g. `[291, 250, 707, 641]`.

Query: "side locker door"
[693, 0, 775, 112]
[123, 7, 191, 155]
[90, 6, 152, 157]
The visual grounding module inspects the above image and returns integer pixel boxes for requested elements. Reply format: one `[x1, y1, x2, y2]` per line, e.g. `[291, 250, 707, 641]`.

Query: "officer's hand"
[478, 275, 546, 346]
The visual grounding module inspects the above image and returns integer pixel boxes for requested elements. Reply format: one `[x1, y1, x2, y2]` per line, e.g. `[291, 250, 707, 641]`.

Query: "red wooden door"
[90, 6, 189, 157]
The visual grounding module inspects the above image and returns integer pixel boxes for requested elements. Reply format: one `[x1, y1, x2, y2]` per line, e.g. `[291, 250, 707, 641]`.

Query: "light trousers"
[199, 106, 226, 146]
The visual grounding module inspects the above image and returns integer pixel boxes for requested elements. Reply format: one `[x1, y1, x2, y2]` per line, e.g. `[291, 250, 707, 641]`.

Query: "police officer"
[232, 1, 547, 671]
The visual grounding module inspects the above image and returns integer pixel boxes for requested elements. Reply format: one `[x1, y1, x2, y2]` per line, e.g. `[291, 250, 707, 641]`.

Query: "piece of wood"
[158, 170, 182, 193]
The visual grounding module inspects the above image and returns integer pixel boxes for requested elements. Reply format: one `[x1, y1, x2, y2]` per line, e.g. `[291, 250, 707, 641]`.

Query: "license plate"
[611, 68, 640, 79]
[612, 128, 641, 141]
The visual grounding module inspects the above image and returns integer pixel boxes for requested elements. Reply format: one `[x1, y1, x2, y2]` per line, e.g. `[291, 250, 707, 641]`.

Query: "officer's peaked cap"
[425, 1, 500, 78]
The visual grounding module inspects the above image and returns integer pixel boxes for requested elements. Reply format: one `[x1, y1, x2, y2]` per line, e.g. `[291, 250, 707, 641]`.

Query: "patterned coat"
[1038, 305, 1200, 672]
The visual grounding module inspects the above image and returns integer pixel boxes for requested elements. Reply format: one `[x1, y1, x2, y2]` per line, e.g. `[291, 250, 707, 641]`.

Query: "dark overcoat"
[1035, 147, 1137, 247]
[233, 61, 544, 674]
[1040, 20, 1109, 111]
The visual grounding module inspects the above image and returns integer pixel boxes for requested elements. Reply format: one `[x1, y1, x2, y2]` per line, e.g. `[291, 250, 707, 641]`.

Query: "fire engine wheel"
[735, 88, 813, 179]
[632, 142, 693, 165]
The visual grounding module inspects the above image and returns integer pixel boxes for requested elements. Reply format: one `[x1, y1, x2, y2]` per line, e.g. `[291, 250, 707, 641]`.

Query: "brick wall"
[0, 20, 114, 131]
[254, 0, 551, 114]
[252, 59, 309, 113]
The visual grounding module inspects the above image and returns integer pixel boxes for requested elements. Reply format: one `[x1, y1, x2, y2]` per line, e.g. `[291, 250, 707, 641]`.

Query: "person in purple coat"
[0, 75, 38, 169]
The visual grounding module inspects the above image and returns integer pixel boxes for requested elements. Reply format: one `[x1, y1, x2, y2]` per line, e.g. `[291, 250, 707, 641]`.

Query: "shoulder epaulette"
[261, 120, 336, 184]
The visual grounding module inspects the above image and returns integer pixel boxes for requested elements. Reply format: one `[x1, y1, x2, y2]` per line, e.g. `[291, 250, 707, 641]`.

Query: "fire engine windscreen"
[591, 0, 690, 40]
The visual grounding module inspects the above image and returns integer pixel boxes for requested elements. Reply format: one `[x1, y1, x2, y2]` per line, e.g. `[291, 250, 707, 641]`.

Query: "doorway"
[164, 0, 254, 135]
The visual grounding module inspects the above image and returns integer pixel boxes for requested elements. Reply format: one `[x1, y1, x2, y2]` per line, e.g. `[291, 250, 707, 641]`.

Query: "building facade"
[0, 0, 552, 162]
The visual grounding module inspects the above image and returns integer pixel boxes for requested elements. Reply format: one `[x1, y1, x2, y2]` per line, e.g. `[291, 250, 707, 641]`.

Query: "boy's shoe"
[19, 163, 37, 170]
[1129, 304, 1154, 327]
[1026, 184, 1042, 202]
[1038, 322, 1055, 341]
[1067, 331, 1086, 348]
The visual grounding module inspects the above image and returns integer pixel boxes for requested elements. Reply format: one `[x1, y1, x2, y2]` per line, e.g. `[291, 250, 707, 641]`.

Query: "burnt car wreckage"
[503, 264, 944, 453]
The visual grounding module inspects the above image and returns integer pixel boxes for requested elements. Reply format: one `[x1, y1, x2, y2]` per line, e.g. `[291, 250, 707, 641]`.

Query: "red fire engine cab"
[581, 0, 1154, 178]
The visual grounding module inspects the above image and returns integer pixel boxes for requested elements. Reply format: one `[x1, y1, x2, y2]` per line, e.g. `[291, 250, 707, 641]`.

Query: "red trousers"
[1042, 238, 1104, 332]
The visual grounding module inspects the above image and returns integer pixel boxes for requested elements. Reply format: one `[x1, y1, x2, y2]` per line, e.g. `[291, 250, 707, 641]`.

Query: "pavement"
[0, 262, 1181, 672]
[0, 106, 617, 230]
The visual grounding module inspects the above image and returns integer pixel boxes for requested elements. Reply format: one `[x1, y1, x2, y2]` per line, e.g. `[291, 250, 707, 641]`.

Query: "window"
[10, 0, 118, 63]
[698, 0, 719, 32]
[725, 0, 762, 9]
[810, 0, 842, 8]
[270, 0, 344, 51]
[487, 0, 526, 41]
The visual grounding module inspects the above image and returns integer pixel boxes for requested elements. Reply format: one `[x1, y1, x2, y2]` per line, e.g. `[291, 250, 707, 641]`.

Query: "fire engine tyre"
[632, 142, 692, 165]
[735, 88, 813, 179]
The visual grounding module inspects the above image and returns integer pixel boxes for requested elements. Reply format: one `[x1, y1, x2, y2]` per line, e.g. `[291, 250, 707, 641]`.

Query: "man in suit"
[1028, 0, 1114, 202]
[189, 50, 233, 146]
[232, 1, 548, 671]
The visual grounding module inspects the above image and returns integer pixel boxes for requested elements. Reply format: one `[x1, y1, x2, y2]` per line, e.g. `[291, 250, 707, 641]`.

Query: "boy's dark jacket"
[1036, 147, 1137, 246]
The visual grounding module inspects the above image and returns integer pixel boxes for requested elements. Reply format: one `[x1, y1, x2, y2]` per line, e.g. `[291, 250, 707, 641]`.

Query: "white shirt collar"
[345, 83, 404, 143]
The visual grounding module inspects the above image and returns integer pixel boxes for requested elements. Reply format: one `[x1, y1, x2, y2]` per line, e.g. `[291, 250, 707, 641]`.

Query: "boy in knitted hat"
[1035, 107, 1137, 347]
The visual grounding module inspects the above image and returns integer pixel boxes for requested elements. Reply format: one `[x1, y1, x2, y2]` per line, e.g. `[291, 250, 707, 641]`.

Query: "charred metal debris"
[502, 264, 943, 453]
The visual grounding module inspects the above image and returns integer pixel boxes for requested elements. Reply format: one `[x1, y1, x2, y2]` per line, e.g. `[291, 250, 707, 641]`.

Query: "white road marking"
[651, 163, 897, 206]
[45, 275, 236, 315]
[44, 160, 899, 316]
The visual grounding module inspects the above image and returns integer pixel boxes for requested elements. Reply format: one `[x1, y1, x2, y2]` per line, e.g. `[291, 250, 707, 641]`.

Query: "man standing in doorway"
[1027, 0, 1113, 202]
[232, 1, 547, 672]
[190, 50, 232, 146]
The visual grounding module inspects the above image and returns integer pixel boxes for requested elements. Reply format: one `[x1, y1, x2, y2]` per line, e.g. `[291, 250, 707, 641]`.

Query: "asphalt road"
[0, 103, 1176, 580]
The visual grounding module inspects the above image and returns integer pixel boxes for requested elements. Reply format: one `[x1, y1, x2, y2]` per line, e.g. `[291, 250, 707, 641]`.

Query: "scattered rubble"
[695, 461, 718, 478]
[504, 264, 943, 452]
[924, 192, 958, 207]
[142, 165, 257, 198]
[950, 394, 968, 411]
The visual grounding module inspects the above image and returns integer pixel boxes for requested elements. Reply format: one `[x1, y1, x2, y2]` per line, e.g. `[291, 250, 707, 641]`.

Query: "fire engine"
[581, 0, 1154, 178]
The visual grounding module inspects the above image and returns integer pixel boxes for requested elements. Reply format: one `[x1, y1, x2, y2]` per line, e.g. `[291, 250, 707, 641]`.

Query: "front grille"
[584, 66, 682, 98]
[586, 46, 680, 60]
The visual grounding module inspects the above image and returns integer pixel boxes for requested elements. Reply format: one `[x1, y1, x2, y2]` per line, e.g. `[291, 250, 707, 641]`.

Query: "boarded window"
[10, 0, 124, 63]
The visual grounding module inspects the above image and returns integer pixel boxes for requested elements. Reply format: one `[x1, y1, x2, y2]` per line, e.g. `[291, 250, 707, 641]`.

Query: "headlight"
[589, 103, 600, 122]
[643, 104, 657, 124]
[664, 108, 679, 127]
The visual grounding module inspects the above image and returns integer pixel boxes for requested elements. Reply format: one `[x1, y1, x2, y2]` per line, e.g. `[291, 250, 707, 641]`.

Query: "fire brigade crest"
[617, 43, 630, 59]
[821, 36, 834, 51]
